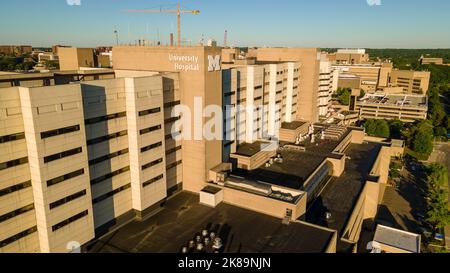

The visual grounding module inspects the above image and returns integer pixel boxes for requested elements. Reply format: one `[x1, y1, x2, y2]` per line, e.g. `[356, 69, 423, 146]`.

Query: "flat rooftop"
[306, 142, 383, 241]
[87, 192, 335, 253]
[234, 141, 270, 157]
[359, 94, 428, 108]
[281, 121, 308, 130]
[374, 225, 421, 253]
[232, 127, 351, 190]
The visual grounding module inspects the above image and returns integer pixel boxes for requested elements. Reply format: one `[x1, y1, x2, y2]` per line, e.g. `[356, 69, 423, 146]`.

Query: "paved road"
[428, 142, 450, 249]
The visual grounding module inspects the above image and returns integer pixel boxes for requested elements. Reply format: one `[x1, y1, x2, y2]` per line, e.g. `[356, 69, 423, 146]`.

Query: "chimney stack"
[170, 33, 174, 47]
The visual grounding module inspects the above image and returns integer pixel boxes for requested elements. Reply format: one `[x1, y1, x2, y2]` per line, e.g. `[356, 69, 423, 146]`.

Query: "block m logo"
[208, 55, 221, 72]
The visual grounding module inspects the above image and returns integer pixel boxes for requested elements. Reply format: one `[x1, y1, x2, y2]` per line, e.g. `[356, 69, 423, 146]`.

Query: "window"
[0, 180, 32, 197]
[165, 116, 181, 124]
[166, 160, 182, 170]
[41, 125, 80, 139]
[166, 146, 182, 155]
[0, 204, 34, 223]
[142, 158, 163, 170]
[143, 174, 164, 188]
[49, 190, 87, 210]
[44, 147, 82, 163]
[0, 132, 25, 144]
[141, 142, 163, 153]
[139, 107, 161, 117]
[52, 210, 88, 232]
[0, 157, 28, 171]
[87, 131, 127, 146]
[0, 226, 37, 248]
[140, 125, 162, 135]
[90, 166, 130, 185]
[85, 112, 126, 125]
[89, 149, 129, 165]
[92, 184, 131, 204]
[47, 169, 85, 187]
[164, 101, 181, 108]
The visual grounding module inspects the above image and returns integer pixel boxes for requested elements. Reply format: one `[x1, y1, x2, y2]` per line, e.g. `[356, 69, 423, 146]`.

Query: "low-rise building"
[356, 93, 428, 122]
[388, 70, 430, 94]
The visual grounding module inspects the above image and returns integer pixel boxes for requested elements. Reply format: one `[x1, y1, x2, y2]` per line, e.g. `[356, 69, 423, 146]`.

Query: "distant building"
[388, 70, 430, 94]
[0, 45, 33, 56]
[328, 49, 370, 65]
[38, 52, 59, 63]
[356, 93, 428, 122]
[318, 54, 339, 117]
[420, 56, 444, 65]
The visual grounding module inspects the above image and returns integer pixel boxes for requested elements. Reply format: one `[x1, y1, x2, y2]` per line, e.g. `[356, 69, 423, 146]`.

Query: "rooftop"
[306, 142, 383, 239]
[374, 225, 421, 253]
[358, 94, 428, 108]
[87, 192, 335, 253]
[281, 120, 308, 130]
[234, 140, 271, 157]
[232, 127, 351, 190]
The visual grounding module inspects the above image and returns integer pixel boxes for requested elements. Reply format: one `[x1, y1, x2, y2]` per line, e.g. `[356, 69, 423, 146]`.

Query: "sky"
[0, 0, 449, 48]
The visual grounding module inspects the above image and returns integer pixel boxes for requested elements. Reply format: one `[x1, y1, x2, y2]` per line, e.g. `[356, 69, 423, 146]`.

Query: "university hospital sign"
[169, 54, 221, 72]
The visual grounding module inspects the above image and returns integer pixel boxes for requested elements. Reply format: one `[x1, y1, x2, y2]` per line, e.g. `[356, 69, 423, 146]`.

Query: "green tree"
[405, 121, 434, 155]
[425, 164, 450, 230]
[388, 119, 404, 139]
[333, 88, 351, 106]
[364, 119, 390, 138]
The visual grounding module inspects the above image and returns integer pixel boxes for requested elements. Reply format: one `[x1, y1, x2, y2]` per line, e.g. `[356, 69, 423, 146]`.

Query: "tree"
[388, 119, 404, 139]
[333, 88, 351, 106]
[364, 119, 390, 138]
[425, 163, 450, 230]
[411, 122, 434, 154]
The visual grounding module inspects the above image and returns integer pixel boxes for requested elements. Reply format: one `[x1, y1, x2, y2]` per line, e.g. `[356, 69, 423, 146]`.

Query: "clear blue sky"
[1, 0, 449, 48]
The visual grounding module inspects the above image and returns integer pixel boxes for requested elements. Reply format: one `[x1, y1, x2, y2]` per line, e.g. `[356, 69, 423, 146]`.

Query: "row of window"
[91, 166, 130, 185]
[0, 132, 25, 144]
[87, 130, 127, 146]
[0, 180, 32, 198]
[167, 160, 182, 170]
[92, 184, 131, 204]
[164, 101, 181, 108]
[0, 226, 37, 248]
[44, 147, 82, 163]
[47, 169, 85, 187]
[140, 125, 162, 135]
[165, 116, 181, 124]
[52, 210, 88, 232]
[143, 174, 164, 188]
[139, 107, 161, 117]
[141, 141, 163, 153]
[0, 204, 34, 224]
[49, 190, 87, 210]
[41, 125, 80, 139]
[142, 158, 163, 170]
[85, 112, 126, 125]
[0, 157, 28, 171]
[166, 146, 182, 156]
[89, 148, 129, 166]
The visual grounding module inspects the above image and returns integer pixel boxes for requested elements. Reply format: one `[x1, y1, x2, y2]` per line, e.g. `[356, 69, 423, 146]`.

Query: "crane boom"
[124, 1, 200, 47]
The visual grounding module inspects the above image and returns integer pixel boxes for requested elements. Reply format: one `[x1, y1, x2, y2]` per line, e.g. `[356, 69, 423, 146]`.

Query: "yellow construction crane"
[125, 1, 200, 47]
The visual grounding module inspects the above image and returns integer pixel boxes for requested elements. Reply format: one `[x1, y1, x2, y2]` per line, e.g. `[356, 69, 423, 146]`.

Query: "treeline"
[425, 163, 450, 232]
[363, 119, 435, 160]
[0, 56, 36, 72]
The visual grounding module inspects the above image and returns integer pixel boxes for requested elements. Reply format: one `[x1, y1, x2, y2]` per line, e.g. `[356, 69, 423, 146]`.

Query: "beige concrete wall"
[255, 48, 320, 123]
[112, 46, 223, 194]
[18, 84, 95, 253]
[222, 186, 307, 220]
